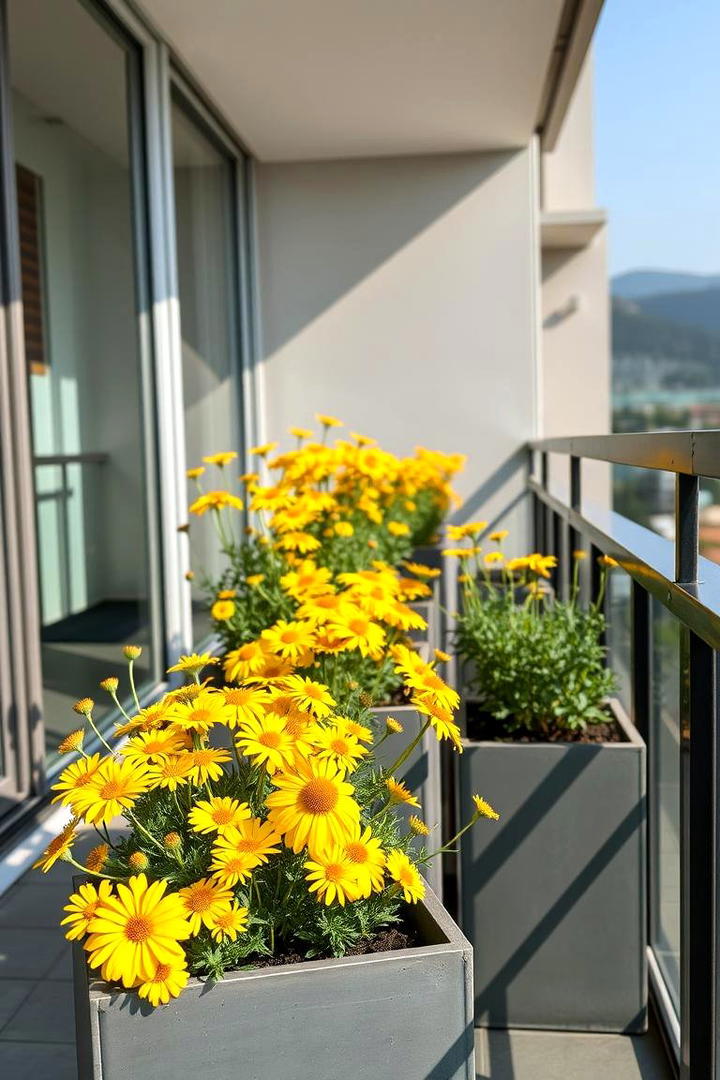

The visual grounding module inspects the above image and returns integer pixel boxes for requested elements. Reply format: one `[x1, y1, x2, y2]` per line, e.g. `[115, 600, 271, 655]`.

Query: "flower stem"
[62, 853, 122, 881]
[386, 718, 431, 776]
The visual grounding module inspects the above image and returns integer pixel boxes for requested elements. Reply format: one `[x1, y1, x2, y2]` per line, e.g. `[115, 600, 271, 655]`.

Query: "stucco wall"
[253, 147, 538, 535]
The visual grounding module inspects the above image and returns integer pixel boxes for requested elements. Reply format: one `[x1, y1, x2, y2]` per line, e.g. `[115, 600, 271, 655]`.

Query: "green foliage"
[456, 563, 617, 734]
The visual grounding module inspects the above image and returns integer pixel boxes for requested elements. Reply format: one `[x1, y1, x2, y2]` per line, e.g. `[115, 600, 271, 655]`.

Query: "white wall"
[254, 148, 538, 535]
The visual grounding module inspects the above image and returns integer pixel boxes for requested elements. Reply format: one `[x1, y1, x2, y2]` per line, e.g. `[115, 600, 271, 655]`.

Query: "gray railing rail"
[529, 432, 718, 1080]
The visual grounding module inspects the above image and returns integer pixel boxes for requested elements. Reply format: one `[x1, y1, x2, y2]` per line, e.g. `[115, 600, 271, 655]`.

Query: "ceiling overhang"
[135, 0, 601, 162]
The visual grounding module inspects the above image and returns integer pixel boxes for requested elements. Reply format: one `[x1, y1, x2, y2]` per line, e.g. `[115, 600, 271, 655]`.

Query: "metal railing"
[529, 430, 720, 1080]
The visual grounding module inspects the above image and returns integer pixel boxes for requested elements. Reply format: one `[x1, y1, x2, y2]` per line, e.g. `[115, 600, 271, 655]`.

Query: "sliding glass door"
[171, 88, 243, 644]
[7, 0, 161, 768]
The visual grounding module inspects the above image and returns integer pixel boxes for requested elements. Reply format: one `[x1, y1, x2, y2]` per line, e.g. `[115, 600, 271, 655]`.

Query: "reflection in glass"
[607, 569, 631, 715]
[172, 97, 239, 644]
[9, 0, 156, 766]
[650, 598, 680, 1012]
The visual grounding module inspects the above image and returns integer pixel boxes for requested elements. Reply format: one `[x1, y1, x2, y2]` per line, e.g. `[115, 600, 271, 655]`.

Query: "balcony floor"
[0, 828, 675, 1080]
[475, 1024, 674, 1079]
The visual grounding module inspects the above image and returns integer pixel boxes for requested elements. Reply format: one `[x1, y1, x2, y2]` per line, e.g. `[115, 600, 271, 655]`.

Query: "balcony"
[5, 428, 714, 1077]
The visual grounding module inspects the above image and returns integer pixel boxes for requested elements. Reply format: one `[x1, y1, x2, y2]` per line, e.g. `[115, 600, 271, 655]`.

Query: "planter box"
[74, 884, 475, 1080]
[458, 699, 646, 1032]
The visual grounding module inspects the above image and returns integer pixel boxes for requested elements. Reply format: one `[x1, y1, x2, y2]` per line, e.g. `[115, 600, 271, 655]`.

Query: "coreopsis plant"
[35, 645, 492, 1007]
[184, 417, 462, 642]
[453, 529, 618, 735]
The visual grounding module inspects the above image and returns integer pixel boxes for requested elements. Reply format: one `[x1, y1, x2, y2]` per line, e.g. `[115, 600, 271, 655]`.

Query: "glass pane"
[650, 598, 680, 1012]
[9, 0, 156, 767]
[172, 97, 239, 644]
[607, 569, 631, 715]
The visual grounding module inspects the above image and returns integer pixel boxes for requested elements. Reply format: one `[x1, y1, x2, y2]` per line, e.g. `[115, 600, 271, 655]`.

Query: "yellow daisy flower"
[166, 653, 219, 676]
[211, 818, 282, 867]
[51, 753, 103, 806]
[72, 759, 152, 825]
[33, 818, 79, 872]
[135, 960, 190, 1007]
[341, 825, 386, 897]
[304, 848, 361, 906]
[311, 725, 368, 776]
[315, 413, 343, 428]
[235, 713, 301, 774]
[221, 685, 271, 728]
[188, 746, 232, 784]
[85, 843, 110, 873]
[84, 874, 190, 988]
[189, 491, 244, 515]
[224, 640, 269, 681]
[283, 674, 336, 718]
[120, 729, 186, 765]
[266, 758, 360, 854]
[202, 451, 238, 467]
[385, 849, 425, 904]
[261, 620, 316, 664]
[207, 903, 249, 942]
[208, 847, 260, 887]
[472, 794, 500, 821]
[386, 776, 420, 808]
[188, 796, 251, 836]
[211, 599, 236, 621]
[177, 877, 234, 935]
[61, 880, 114, 940]
[144, 755, 194, 791]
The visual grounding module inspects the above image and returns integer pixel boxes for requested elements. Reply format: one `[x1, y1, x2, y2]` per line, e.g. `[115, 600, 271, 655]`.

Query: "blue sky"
[594, 0, 720, 278]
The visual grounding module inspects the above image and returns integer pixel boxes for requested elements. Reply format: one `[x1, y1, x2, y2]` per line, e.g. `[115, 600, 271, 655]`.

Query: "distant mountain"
[612, 269, 720, 300]
[630, 287, 720, 338]
[612, 297, 720, 394]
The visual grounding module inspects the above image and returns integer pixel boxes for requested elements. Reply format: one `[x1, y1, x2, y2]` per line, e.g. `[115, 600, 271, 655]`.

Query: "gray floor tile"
[45, 945, 73, 981]
[0, 979, 36, 1029]
[0, 980, 75, 1043]
[476, 1023, 673, 1080]
[0, 1039, 77, 1079]
[0, 883, 71, 929]
[0, 926, 67, 979]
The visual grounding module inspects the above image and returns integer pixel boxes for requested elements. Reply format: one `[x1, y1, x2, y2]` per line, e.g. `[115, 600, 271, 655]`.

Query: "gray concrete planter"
[73, 884, 474, 1080]
[458, 698, 646, 1033]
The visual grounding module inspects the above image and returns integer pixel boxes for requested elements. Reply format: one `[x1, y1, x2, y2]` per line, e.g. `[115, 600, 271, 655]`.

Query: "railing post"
[679, 632, 716, 1078]
[675, 473, 699, 585]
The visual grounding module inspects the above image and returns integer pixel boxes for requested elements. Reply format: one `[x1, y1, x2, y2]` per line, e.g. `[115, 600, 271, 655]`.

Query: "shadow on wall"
[255, 149, 516, 357]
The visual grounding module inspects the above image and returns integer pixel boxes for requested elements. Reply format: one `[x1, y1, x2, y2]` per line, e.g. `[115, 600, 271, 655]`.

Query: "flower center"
[225, 857, 247, 875]
[345, 842, 367, 864]
[330, 738, 350, 755]
[349, 619, 368, 635]
[212, 807, 234, 825]
[100, 779, 126, 800]
[304, 685, 322, 700]
[152, 964, 172, 983]
[299, 778, 339, 815]
[259, 730, 282, 749]
[190, 709, 212, 726]
[325, 862, 345, 883]
[194, 750, 214, 765]
[239, 644, 259, 660]
[281, 630, 300, 644]
[125, 916, 153, 942]
[186, 886, 215, 912]
[164, 758, 187, 775]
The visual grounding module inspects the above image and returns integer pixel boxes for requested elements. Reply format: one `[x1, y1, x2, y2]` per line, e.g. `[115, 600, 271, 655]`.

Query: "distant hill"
[613, 298, 720, 367]
[612, 297, 720, 394]
[630, 287, 720, 338]
[612, 269, 720, 299]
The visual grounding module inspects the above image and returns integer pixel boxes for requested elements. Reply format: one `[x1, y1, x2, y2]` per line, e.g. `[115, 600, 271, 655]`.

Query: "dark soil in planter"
[242, 924, 418, 970]
[465, 701, 626, 744]
[373, 683, 412, 708]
